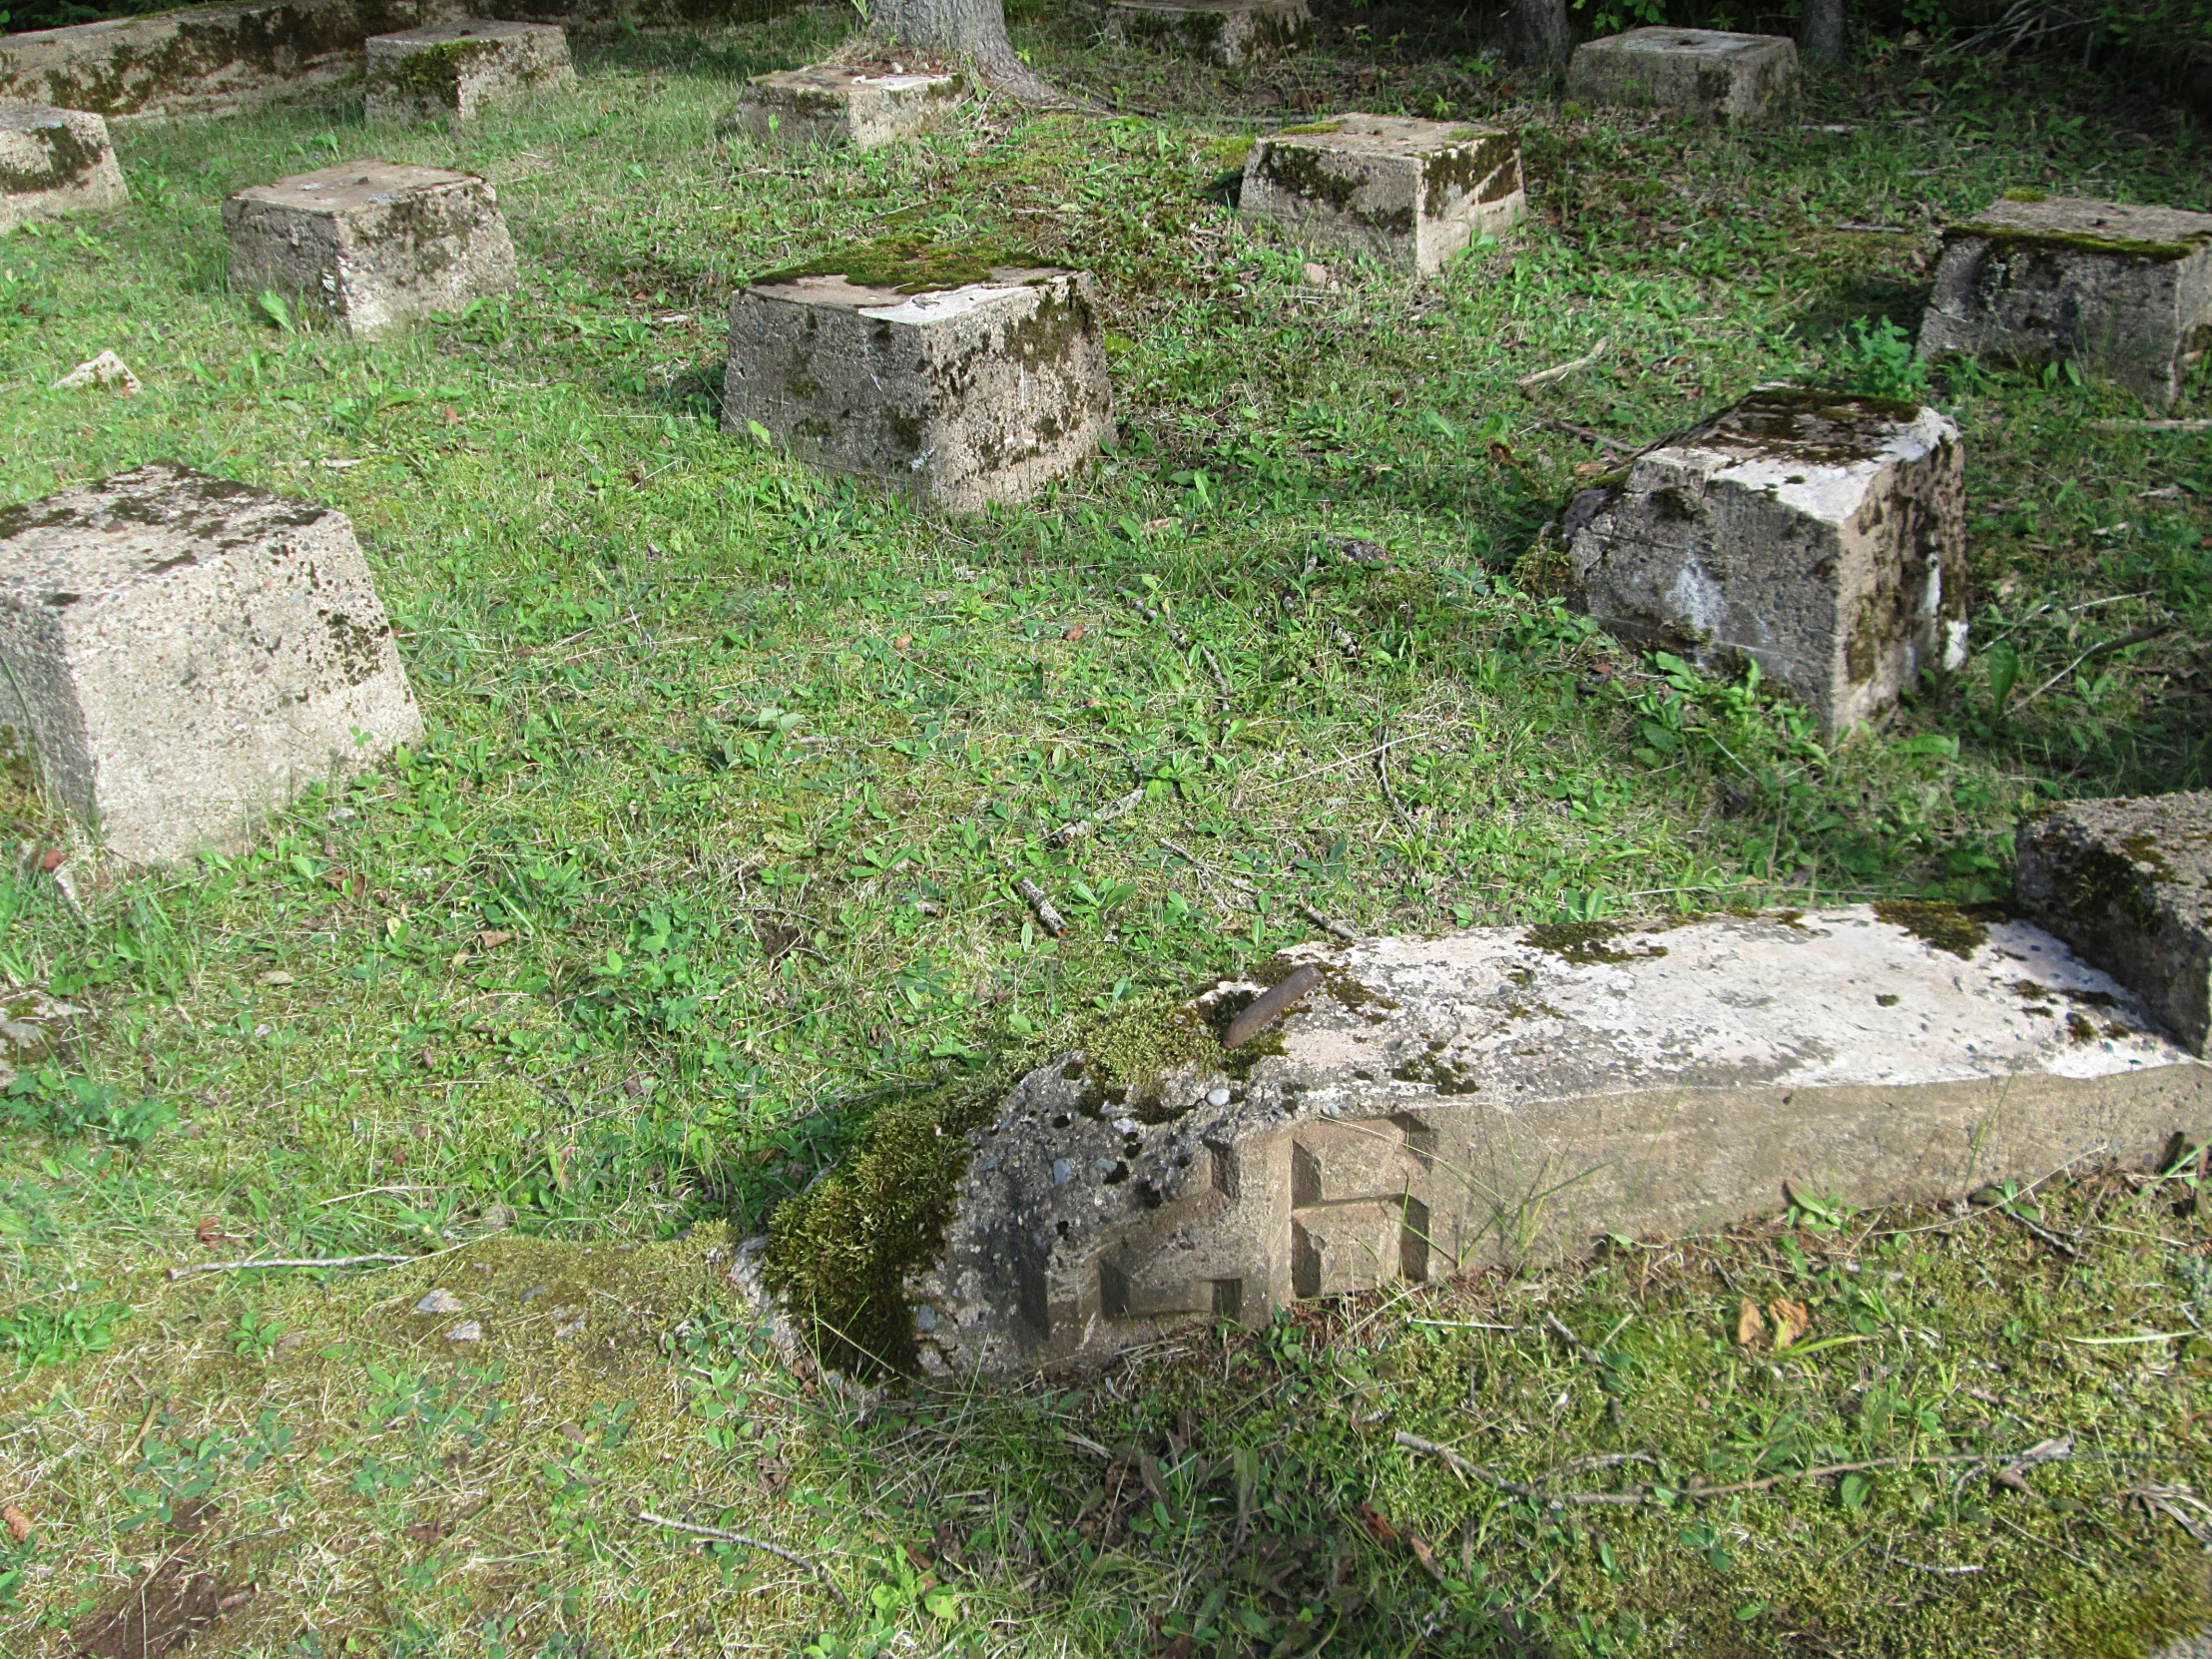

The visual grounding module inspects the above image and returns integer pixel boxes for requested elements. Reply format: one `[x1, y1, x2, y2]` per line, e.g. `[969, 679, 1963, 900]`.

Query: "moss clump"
[750, 236, 1049, 294]
[2002, 187, 2049, 203]
[0, 116, 105, 198]
[1949, 221, 2209, 263]
[1874, 898, 1992, 959]
[762, 1068, 1007, 1377]
[1275, 120, 1344, 136]
[1521, 921, 1670, 963]
[1080, 994, 1220, 1100]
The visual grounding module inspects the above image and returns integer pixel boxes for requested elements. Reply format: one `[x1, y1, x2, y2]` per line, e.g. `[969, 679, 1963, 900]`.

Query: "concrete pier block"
[1105, 0, 1312, 67]
[1566, 28, 1799, 125]
[364, 20, 575, 125]
[732, 62, 964, 150]
[0, 104, 126, 235]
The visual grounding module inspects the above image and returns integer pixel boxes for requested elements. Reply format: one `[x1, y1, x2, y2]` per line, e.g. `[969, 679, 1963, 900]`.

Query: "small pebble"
[414, 1289, 462, 1316]
[1207, 1087, 1232, 1108]
[445, 1321, 482, 1343]
[913, 1305, 937, 1332]
[554, 1315, 586, 1340]
[1050, 1158, 1073, 1187]
[520, 1284, 549, 1303]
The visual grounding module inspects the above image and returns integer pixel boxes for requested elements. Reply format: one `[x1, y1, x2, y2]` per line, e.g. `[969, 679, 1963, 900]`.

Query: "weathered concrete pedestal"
[0, 466, 423, 867]
[722, 251, 1115, 511]
[1918, 196, 2212, 410]
[1239, 114, 1522, 276]
[224, 161, 517, 338]
[1566, 27, 1799, 125]
[0, 104, 127, 234]
[732, 63, 963, 150]
[1566, 387, 1966, 739]
[2018, 792, 2212, 1057]
[365, 20, 574, 125]
[1106, 0, 1312, 67]
[896, 906, 2209, 1376]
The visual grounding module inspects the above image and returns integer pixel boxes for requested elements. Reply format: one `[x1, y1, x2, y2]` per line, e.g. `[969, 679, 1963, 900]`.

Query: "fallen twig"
[2002, 1206, 2083, 1259]
[1518, 336, 1610, 395]
[1545, 1314, 1626, 1430]
[1015, 876, 1067, 938]
[1046, 786, 1147, 849]
[1836, 222, 1914, 235]
[2014, 627, 2176, 712]
[638, 1510, 853, 1612]
[1299, 902, 1361, 942]
[2090, 418, 2212, 432]
[1533, 416, 1637, 455]
[168, 1254, 406, 1281]
[1125, 591, 1232, 706]
[1225, 965, 1323, 1050]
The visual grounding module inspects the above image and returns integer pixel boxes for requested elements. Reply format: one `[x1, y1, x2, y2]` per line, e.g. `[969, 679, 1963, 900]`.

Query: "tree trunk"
[1503, 0, 1571, 74]
[1798, 0, 1844, 66]
[870, 0, 1065, 102]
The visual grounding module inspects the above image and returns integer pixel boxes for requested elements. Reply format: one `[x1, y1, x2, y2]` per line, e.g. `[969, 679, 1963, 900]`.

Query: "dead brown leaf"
[1405, 1529, 1447, 1583]
[477, 929, 515, 949]
[1573, 460, 1613, 478]
[2, 1504, 30, 1542]
[1770, 1298, 1811, 1351]
[1064, 620, 1087, 643]
[1736, 1298, 1766, 1347]
[892, 633, 913, 650]
[1350, 1502, 1398, 1546]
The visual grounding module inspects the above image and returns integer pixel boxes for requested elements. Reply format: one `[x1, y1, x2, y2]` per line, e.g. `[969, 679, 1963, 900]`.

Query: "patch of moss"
[1949, 221, 2209, 263]
[1275, 120, 1343, 136]
[750, 236, 1049, 295]
[2001, 188, 2049, 203]
[0, 115, 104, 198]
[1521, 921, 1670, 964]
[1873, 898, 1991, 959]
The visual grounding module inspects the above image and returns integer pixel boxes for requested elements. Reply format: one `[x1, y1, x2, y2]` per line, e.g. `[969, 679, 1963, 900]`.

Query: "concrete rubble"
[1566, 27, 1799, 125]
[1106, 0, 1313, 67]
[366, 20, 575, 125]
[1566, 386, 1967, 739]
[722, 258, 1115, 511]
[0, 103, 127, 234]
[225, 160, 517, 338]
[905, 905, 2210, 1375]
[0, 465, 423, 867]
[1239, 113, 1523, 276]
[732, 63, 964, 150]
[1918, 194, 2212, 410]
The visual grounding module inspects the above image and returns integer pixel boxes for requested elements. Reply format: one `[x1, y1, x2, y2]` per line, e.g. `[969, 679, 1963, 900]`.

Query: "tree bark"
[869, 0, 1066, 102]
[1503, 0, 1572, 73]
[1797, 0, 1844, 65]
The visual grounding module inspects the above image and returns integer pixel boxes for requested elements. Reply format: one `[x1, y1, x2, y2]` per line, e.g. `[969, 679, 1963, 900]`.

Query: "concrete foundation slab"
[1918, 195, 2212, 410]
[365, 21, 575, 125]
[0, 465, 423, 867]
[224, 161, 517, 338]
[1106, 0, 1312, 67]
[903, 906, 2209, 1375]
[1239, 113, 1522, 276]
[722, 255, 1114, 511]
[1566, 387, 1966, 738]
[1566, 27, 1798, 126]
[732, 62, 963, 150]
[2017, 792, 2212, 1056]
[0, 103, 127, 234]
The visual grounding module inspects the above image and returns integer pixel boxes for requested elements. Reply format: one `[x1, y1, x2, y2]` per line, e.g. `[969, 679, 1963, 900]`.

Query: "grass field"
[1, 2, 2209, 1652]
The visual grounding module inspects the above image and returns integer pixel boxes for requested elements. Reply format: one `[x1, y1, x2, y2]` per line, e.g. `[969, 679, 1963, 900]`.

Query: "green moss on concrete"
[366, 35, 500, 112]
[1421, 129, 1517, 218]
[751, 235, 1050, 295]
[0, 117, 104, 199]
[1873, 898, 1991, 959]
[1949, 221, 2210, 263]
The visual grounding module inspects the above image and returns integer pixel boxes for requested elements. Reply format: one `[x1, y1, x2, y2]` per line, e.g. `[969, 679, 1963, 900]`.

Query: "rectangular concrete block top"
[906, 904, 2209, 1374]
[2018, 792, 2212, 1057]
[1567, 386, 1966, 738]
[1107, 0, 1313, 67]
[365, 20, 575, 125]
[0, 465, 422, 867]
[734, 62, 964, 150]
[1240, 114, 1523, 276]
[0, 103, 128, 235]
[1918, 194, 2212, 409]
[225, 161, 517, 338]
[723, 251, 1115, 511]
[1567, 27, 1799, 125]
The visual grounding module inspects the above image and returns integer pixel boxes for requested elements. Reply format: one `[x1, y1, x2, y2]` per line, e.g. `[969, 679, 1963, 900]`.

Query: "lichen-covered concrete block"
[722, 253, 1114, 511]
[1106, 0, 1312, 67]
[0, 103, 127, 234]
[0, 465, 423, 867]
[732, 62, 964, 150]
[1566, 387, 1966, 738]
[2017, 793, 2212, 1056]
[1239, 114, 1522, 276]
[896, 907, 2208, 1375]
[224, 161, 516, 339]
[1918, 195, 2212, 410]
[1566, 27, 1798, 125]
[365, 21, 575, 125]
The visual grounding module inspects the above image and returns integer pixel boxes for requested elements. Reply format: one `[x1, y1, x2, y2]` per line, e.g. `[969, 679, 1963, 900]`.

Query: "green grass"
[0, 3, 2208, 1652]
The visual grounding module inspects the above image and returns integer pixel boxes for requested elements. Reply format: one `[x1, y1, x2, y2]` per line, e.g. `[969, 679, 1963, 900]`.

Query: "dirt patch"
[71, 1550, 248, 1659]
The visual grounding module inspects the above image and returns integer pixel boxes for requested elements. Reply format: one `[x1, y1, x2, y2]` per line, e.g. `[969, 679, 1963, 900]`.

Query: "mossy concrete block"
[904, 907, 2209, 1375]
[0, 104, 127, 234]
[2016, 793, 2212, 1056]
[365, 21, 575, 125]
[722, 265, 1115, 511]
[1918, 195, 2212, 410]
[0, 465, 422, 868]
[1566, 27, 1798, 126]
[1566, 387, 1966, 739]
[1105, 0, 1312, 68]
[1239, 114, 1522, 276]
[732, 63, 964, 150]
[0, 0, 467, 121]
[224, 161, 517, 339]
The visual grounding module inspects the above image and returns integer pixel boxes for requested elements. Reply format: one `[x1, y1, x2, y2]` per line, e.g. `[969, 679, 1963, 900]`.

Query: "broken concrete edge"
[744, 234, 1056, 296]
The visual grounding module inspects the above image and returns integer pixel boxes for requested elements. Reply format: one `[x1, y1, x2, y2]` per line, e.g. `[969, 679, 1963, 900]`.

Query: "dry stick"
[2091, 417, 2212, 432]
[1047, 786, 1148, 849]
[1015, 876, 1067, 938]
[1544, 1314, 1625, 1430]
[1533, 416, 1638, 455]
[637, 1511, 853, 1613]
[1998, 1204, 2083, 1260]
[1517, 336, 1611, 395]
[1299, 902, 1362, 942]
[2013, 626, 2176, 712]
[1125, 591, 1232, 707]
[168, 1254, 406, 1282]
